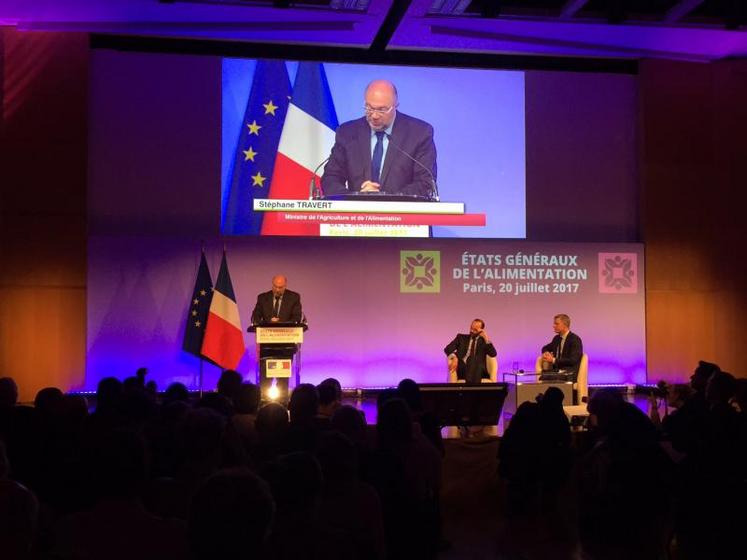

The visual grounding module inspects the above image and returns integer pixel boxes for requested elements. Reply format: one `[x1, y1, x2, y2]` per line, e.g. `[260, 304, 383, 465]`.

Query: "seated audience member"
[648, 381, 692, 427]
[397, 378, 443, 455]
[578, 389, 674, 560]
[733, 377, 747, 413]
[162, 381, 190, 406]
[0, 377, 19, 408]
[252, 402, 290, 466]
[51, 429, 187, 560]
[316, 431, 385, 560]
[539, 314, 583, 380]
[189, 468, 275, 560]
[371, 398, 441, 560]
[196, 392, 233, 418]
[443, 319, 497, 384]
[316, 377, 343, 424]
[286, 384, 320, 453]
[34, 387, 64, 416]
[0, 439, 39, 559]
[261, 452, 355, 560]
[498, 389, 571, 517]
[661, 360, 720, 455]
[232, 382, 261, 449]
[217, 369, 244, 406]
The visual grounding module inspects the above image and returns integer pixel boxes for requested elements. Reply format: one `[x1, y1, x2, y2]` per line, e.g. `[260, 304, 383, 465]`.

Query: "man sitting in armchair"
[444, 319, 497, 384]
[540, 313, 583, 382]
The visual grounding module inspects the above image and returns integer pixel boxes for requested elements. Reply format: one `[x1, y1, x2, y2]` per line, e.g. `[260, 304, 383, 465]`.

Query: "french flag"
[201, 251, 245, 370]
[261, 62, 339, 236]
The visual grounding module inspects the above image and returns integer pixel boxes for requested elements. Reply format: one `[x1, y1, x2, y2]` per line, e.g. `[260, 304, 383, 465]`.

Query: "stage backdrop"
[86, 237, 645, 391]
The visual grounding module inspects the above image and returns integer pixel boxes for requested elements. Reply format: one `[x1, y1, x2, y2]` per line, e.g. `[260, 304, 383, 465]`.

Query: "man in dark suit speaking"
[540, 313, 583, 381]
[444, 319, 497, 384]
[251, 275, 302, 324]
[321, 80, 437, 199]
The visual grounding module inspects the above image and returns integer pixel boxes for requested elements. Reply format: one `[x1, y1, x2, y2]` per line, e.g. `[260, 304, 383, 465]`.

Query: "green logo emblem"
[400, 251, 440, 293]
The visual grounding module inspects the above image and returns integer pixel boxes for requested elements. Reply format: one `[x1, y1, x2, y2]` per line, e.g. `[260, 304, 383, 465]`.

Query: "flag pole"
[199, 240, 205, 398]
[198, 358, 204, 398]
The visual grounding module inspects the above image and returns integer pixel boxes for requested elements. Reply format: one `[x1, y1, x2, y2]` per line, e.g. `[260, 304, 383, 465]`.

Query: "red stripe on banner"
[275, 212, 487, 226]
[201, 312, 245, 370]
[261, 153, 320, 236]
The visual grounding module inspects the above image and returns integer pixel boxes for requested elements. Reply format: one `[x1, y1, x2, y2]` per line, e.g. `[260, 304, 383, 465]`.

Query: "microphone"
[383, 133, 439, 201]
[308, 155, 331, 200]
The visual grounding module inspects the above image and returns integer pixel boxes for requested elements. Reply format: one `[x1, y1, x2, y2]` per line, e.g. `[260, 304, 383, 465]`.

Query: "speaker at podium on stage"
[249, 275, 307, 402]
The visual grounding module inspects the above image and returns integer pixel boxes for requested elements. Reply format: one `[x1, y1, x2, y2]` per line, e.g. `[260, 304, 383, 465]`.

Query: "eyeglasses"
[364, 105, 395, 116]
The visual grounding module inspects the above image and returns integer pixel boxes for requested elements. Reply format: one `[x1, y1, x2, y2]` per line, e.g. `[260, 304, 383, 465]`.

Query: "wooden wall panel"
[640, 59, 747, 381]
[0, 29, 88, 402]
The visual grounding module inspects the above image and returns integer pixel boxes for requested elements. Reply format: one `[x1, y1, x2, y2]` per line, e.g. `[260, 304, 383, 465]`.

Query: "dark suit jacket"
[251, 289, 302, 324]
[321, 112, 437, 199]
[541, 331, 583, 376]
[444, 334, 497, 384]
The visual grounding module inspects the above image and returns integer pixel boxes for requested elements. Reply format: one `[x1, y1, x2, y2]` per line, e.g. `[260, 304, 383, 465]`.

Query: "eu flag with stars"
[222, 60, 291, 235]
[182, 251, 213, 357]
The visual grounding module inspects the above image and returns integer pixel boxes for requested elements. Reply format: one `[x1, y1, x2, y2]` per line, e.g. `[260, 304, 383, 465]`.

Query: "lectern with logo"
[248, 322, 307, 400]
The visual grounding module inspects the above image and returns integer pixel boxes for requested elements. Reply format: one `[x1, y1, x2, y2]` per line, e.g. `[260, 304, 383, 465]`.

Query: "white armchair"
[447, 354, 498, 383]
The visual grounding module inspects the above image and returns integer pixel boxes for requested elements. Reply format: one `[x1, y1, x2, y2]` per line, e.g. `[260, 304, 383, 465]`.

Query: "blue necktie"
[371, 131, 385, 184]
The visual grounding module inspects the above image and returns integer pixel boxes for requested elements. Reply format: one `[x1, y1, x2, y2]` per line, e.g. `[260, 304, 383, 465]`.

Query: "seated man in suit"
[444, 319, 497, 384]
[540, 314, 583, 381]
[321, 79, 437, 199]
[251, 275, 302, 324]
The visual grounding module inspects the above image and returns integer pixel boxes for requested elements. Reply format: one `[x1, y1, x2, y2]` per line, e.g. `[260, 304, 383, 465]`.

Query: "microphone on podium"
[308, 155, 331, 200]
[384, 133, 439, 201]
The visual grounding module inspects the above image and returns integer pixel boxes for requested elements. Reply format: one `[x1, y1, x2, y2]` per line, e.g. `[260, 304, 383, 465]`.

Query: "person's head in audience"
[34, 387, 63, 415]
[0, 377, 19, 407]
[586, 388, 625, 432]
[377, 398, 413, 448]
[234, 382, 260, 415]
[331, 405, 368, 444]
[255, 402, 289, 445]
[288, 383, 319, 425]
[376, 387, 399, 415]
[217, 369, 244, 402]
[123, 375, 144, 395]
[189, 468, 275, 560]
[164, 381, 190, 405]
[260, 452, 322, 513]
[197, 392, 233, 418]
[537, 386, 565, 410]
[665, 383, 693, 409]
[95, 376, 123, 413]
[691, 360, 720, 393]
[58, 394, 89, 426]
[734, 378, 747, 413]
[145, 380, 157, 396]
[183, 407, 227, 463]
[552, 314, 571, 335]
[317, 378, 342, 418]
[705, 370, 737, 408]
[397, 378, 423, 414]
[316, 431, 358, 484]
[135, 367, 147, 386]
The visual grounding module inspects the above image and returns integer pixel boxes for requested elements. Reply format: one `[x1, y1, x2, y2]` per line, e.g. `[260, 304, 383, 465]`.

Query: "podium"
[248, 322, 308, 401]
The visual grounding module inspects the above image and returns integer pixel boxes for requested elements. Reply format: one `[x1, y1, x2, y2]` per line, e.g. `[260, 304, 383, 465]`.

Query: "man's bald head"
[271, 275, 287, 297]
[364, 80, 398, 131]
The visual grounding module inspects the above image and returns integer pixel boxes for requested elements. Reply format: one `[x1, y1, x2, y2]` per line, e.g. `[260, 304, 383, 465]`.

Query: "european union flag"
[182, 251, 213, 357]
[222, 60, 291, 235]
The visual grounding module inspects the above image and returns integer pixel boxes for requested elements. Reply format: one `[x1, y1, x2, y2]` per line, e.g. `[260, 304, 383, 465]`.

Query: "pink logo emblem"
[598, 253, 638, 294]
